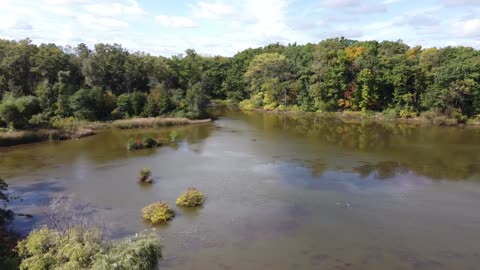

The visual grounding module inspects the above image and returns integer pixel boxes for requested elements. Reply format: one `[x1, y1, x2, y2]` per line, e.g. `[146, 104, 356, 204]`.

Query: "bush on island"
[142, 202, 175, 224]
[176, 188, 204, 207]
[128, 136, 160, 150]
[142, 136, 158, 148]
[139, 168, 153, 183]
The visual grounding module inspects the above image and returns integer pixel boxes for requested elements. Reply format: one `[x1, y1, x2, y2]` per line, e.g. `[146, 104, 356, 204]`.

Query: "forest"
[1, 37, 480, 130]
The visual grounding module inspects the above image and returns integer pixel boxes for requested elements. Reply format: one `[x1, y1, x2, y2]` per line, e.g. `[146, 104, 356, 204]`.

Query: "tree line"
[0, 37, 479, 129]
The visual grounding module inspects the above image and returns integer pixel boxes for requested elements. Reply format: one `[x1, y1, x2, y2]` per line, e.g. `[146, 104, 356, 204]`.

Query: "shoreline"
[0, 117, 212, 148]
[237, 107, 480, 127]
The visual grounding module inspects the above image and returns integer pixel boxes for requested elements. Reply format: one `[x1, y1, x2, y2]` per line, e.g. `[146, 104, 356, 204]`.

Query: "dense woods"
[1, 37, 479, 130]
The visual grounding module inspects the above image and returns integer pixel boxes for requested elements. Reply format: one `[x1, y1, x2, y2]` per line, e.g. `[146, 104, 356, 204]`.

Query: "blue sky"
[0, 0, 479, 56]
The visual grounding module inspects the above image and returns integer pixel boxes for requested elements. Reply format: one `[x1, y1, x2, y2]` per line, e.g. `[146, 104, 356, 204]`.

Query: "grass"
[176, 188, 204, 207]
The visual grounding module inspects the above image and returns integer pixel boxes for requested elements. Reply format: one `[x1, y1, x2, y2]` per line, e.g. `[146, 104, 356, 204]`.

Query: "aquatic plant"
[139, 168, 153, 183]
[142, 201, 175, 224]
[176, 188, 204, 207]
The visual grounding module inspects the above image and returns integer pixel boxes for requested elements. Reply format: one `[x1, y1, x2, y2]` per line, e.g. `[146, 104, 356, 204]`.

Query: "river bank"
[0, 117, 212, 147]
[211, 100, 480, 127]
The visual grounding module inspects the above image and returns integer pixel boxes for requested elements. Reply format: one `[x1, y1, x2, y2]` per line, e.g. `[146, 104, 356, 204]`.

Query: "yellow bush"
[142, 202, 175, 224]
[176, 188, 204, 207]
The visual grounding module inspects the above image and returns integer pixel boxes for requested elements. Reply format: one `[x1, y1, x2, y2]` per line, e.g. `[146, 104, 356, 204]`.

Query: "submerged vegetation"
[176, 188, 205, 207]
[142, 202, 175, 225]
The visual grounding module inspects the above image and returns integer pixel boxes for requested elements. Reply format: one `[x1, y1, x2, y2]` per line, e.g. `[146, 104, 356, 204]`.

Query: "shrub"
[399, 110, 417, 119]
[17, 227, 162, 270]
[239, 99, 255, 110]
[142, 136, 158, 148]
[0, 178, 19, 270]
[176, 188, 204, 207]
[0, 94, 41, 129]
[432, 116, 458, 126]
[92, 232, 162, 270]
[28, 113, 50, 128]
[127, 138, 140, 150]
[142, 202, 175, 224]
[139, 168, 152, 183]
[382, 108, 398, 119]
[169, 131, 178, 143]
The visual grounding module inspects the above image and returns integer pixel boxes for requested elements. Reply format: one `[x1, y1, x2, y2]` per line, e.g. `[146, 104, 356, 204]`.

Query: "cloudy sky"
[0, 0, 479, 56]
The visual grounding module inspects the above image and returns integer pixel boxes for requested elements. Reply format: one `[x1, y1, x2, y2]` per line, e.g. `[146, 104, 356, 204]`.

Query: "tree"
[185, 83, 209, 119]
[357, 68, 378, 111]
[244, 53, 291, 108]
[0, 94, 40, 129]
[144, 84, 171, 116]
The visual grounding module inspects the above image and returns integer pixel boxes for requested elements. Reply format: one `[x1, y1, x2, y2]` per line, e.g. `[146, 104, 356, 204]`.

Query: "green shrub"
[432, 116, 458, 126]
[399, 110, 417, 119]
[139, 168, 152, 183]
[142, 136, 158, 148]
[0, 178, 19, 270]
[382, 108, 398, 119]
[0, 94, 41, 129]
[169, 131, 178, 143]
[127, 138, 140, 150]
[176, 188, 204, 207]
[17, 227, 162, 270]
[92, 233, 162, 270]
[142, 202, 175, 224]
[450, 109, 468, 123]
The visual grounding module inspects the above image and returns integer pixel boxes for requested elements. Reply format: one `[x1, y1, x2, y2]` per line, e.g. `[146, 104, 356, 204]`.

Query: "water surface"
[2, 110, 480, 270]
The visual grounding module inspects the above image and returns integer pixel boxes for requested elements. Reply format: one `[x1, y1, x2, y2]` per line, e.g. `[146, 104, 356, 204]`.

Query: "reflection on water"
[234, 110, 480, 181]
[2, 109, 480, 270]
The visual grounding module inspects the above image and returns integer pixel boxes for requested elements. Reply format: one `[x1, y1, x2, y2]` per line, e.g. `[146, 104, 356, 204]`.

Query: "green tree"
[185, 82, 209, 119]
[0, 94, 41, 129]
[144, 83, 171, 116]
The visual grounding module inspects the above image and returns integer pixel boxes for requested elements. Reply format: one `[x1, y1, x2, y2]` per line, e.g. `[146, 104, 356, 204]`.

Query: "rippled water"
[2, 109, 480, 270]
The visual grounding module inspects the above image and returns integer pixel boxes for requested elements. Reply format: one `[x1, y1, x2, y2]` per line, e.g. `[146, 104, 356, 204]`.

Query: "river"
[2, 109, 480, 270]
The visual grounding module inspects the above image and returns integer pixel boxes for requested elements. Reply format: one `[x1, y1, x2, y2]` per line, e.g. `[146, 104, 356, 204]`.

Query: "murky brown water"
[2, 109, 480, 270]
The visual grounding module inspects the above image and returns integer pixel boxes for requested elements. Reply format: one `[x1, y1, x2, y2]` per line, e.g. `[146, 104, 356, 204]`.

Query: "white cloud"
[155, 15, 197, 28]
[384, 0, 401, 4]
[77, 14, 129, 31]
[457, 18, 480, 37]
[441, 0, 480, 6]
[192, 1, 234, 19]
[0, 0, 479, 56]
[83, 2, 144, 17]
[321, 0, 357, 8]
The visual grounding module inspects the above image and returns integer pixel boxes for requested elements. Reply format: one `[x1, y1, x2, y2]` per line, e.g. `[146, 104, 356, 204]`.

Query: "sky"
[0, 0, 479, 56]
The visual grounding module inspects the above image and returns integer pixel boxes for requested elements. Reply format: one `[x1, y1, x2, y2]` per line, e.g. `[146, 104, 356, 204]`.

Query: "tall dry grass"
[0, 128, 95, 147]
[109, 117, 211, 129]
